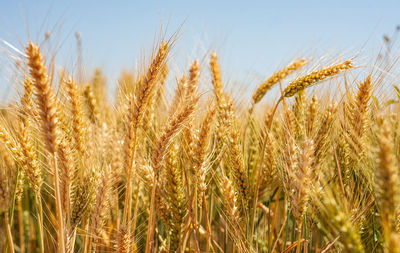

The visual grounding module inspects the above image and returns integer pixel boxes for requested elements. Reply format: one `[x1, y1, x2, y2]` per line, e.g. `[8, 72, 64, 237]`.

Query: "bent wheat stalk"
[250, 59, 354, 241]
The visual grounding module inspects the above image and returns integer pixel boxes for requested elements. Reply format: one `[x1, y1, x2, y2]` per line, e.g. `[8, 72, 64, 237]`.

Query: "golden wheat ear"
[283, 59, 353, 98]
[163, 141, 186, 252]
[210, 52, 225, 104]
[252, 58, 307, 105]
[83, 84, 99, 124]
[25, 41, 67, 253]
[65, 77, 87, 158]
[88, 165, 112, 252]
[194, 106, 216, 203]
[289, 138, 314, 222]
[306, 95, 319, 137]
[220, 175, 247, 251]
[314, 186, 365, 253]
[313, 102, 338, 166]
[227, 107, 250, 215]
[25, 42, 60, 154]
[145, 94, 199, 251]
[122, 40, 172, 226]
[374, 117, 400, 252]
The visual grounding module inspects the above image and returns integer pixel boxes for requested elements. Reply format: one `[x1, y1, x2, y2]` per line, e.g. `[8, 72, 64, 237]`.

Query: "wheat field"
[0, 28, 400, 253]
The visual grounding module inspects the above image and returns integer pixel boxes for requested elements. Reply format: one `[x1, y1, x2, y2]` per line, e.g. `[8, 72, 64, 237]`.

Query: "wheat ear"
[283, 59, 353, 98]
[26, 42, 66, 253]
[252, 58, 307, 105]
[146, 96, 198, 253]
[375, 117, 400, 252]
[123, 41, 170, 226]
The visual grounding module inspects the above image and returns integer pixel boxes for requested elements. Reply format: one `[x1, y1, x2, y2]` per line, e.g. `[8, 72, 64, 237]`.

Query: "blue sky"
[0, 0, 400, 98]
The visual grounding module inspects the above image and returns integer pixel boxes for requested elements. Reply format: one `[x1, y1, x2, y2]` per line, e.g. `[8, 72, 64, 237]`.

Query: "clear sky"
[0, 0, 400, 98]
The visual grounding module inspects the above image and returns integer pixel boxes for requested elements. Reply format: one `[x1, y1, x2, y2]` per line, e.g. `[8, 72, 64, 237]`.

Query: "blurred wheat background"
[1, 1, 400, 253]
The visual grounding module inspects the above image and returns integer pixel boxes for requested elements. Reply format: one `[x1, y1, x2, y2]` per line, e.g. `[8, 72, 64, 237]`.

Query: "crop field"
[1, 4, 400, 253]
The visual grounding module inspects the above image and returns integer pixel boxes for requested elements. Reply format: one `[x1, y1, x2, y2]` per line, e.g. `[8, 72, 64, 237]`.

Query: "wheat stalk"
[26, 41, 66, 253]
